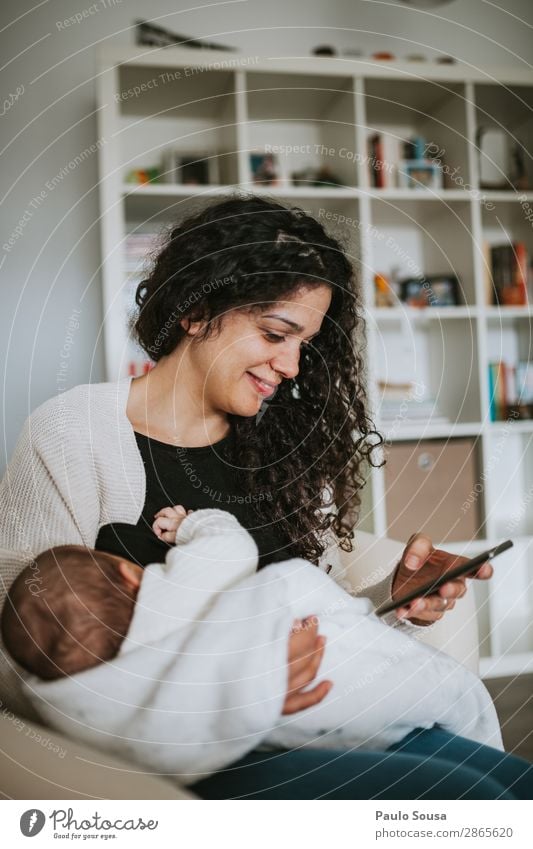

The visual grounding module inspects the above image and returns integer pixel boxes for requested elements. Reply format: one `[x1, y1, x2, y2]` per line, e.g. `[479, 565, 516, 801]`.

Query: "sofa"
[0, 531, 480, 799]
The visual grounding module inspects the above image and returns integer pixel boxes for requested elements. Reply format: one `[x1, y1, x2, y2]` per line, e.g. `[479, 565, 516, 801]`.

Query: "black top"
[95, 431, 291, 569]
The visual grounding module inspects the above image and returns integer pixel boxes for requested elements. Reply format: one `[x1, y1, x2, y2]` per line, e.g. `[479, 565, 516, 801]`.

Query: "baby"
[2, 507, 502, 785]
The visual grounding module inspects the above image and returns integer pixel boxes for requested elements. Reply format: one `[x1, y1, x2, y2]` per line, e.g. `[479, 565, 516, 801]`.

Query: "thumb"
[403, 533, 433, 571]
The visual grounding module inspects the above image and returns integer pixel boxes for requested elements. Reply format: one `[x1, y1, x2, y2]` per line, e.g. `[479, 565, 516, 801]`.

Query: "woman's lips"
[246, 372, 278, 398]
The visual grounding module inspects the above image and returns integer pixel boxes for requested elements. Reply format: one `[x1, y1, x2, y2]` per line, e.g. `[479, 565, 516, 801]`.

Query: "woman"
[1, 195, 530, 799]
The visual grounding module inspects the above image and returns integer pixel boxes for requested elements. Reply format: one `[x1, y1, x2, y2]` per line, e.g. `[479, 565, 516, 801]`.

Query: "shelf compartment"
[481, 200, 533, 249]
[485, 431, 533, 538]
[480, 200, 533, 308]
[382, 437, 483, 544]
[116, 65, 239, 184]
[474, 83, 533, 191]
[486, 315, 533, 424]
[123, 189, 362, 262]
[373, 317, 481, 427]
[369, 197, 477, 305]
[363, 78, 470, 191]
[245, 72, 357, 188]
[486, 314, 533, 364]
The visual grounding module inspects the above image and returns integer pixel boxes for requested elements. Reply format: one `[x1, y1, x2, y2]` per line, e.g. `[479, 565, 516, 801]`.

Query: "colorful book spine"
[488, 362, 497, 421]
[488, 362, 506, 420]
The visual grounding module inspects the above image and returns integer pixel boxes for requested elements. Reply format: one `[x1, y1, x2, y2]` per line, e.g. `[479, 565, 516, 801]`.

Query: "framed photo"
[429, 275, 460, 306]
[398, 159, 443, 190]
[400, 275, 460, 307]
[250, 152, 279, 185]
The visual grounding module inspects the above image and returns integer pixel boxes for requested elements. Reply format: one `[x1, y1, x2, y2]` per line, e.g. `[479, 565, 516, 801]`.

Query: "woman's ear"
[180, 314, 208, 337]
[117, 560, 143, 591]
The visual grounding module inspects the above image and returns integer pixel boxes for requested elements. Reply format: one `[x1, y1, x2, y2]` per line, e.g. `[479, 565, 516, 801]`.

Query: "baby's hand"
[152, 505, 193, 544]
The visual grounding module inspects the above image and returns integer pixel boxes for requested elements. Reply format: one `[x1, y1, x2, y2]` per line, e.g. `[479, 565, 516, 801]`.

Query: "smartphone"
[375, 539, 513, 617]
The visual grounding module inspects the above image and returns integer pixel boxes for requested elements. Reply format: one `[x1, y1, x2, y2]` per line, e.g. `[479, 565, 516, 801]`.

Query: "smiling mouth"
[246, 372, 279, 398]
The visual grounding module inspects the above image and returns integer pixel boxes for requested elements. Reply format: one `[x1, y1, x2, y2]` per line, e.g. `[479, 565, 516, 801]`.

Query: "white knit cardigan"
[0, 378, 398, 720]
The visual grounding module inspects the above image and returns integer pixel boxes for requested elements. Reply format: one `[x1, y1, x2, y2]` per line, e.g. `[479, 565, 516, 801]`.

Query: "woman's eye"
[264, 333, 285, 343]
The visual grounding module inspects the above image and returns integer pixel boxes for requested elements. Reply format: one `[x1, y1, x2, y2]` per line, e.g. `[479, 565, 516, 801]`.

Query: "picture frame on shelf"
[250, 152, 280, 185]
[399, 275, 460, 307]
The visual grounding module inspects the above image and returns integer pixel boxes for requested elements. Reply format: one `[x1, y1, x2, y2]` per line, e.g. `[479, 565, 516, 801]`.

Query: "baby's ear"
[118, 560, 143, 591]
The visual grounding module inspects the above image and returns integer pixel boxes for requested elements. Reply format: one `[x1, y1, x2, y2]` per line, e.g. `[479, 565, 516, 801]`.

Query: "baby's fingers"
[154, 505, 187, 520]
[153, 516, 181, 532]
[159, 530, 179, 543]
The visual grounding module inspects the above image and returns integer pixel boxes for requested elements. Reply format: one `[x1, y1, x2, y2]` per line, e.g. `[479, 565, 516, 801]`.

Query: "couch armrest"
[340, 531, 480, 675]
[0, 711, 197, 800]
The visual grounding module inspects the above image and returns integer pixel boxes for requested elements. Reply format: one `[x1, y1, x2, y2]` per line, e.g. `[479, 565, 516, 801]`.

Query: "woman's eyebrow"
[262, 313, 303, 332]
[262, 314, 321, 340]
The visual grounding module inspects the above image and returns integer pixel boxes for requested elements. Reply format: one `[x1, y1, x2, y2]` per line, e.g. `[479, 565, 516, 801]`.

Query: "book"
[482, 241, 495, 305]
[511, 242, 528, 305]
[368, 133, 400, 189]
[516, 361, 533, 405]
[488, 360, 533, 420]
[368, 134, 385, 189]
[488, 362, 496, 421]
[377, 381, 449, 427]
[489, 242, 529, 306]
[488, 362, 506, 421]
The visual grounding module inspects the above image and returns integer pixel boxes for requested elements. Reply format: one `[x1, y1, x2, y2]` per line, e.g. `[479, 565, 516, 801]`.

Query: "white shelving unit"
[97, 47, 533, 678]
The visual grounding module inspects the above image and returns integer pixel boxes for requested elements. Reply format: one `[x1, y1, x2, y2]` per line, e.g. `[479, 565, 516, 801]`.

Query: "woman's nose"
[271, 344, 300, 379]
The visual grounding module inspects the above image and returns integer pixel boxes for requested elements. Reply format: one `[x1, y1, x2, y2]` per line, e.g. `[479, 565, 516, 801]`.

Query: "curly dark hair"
[133, 194, 383, 564]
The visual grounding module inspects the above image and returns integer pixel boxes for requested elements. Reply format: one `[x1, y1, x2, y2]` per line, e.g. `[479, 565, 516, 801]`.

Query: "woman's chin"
[229, 395, 263, 418]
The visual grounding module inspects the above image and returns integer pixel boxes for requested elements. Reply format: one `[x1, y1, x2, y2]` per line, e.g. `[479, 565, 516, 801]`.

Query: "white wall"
[1, 0, 532, 472]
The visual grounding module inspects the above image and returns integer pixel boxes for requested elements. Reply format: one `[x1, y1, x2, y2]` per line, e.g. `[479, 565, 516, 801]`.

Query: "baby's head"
[1, 546, 143, 680]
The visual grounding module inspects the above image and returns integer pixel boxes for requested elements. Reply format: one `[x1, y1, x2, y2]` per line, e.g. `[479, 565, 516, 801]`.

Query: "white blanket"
[25, 510, 502, 785]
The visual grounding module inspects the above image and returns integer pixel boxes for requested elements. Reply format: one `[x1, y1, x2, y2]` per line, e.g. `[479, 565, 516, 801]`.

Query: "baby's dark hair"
[1, 546, 137, 680]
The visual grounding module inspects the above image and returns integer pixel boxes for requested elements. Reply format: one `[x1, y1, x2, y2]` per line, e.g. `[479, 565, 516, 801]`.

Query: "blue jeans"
[191, 727, 533, 799]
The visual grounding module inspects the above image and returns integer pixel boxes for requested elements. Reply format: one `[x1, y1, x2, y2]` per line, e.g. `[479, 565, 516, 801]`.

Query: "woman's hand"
[282, 616, 332, 715]
[392, 533, 493, 626]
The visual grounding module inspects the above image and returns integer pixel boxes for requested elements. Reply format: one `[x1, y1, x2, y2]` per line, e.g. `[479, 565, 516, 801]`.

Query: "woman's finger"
[282, 680, 332, 716]
[438, 579, 466, 599]
[401, 533, 434, 571]
[287, 619, 320, 674]
[426, 595, 456, 613]
[288, 617, 318, 653]
[474, 562, 493, 580]
[290, 637, 326, 691]
[398, 593, 454, 622]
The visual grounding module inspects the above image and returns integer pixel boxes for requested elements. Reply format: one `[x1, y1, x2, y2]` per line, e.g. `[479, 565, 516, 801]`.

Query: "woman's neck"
[126, 350, 230, 448]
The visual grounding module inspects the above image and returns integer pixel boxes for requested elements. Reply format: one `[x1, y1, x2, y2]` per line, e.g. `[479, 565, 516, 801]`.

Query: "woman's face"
[182, 284, 332, 418]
